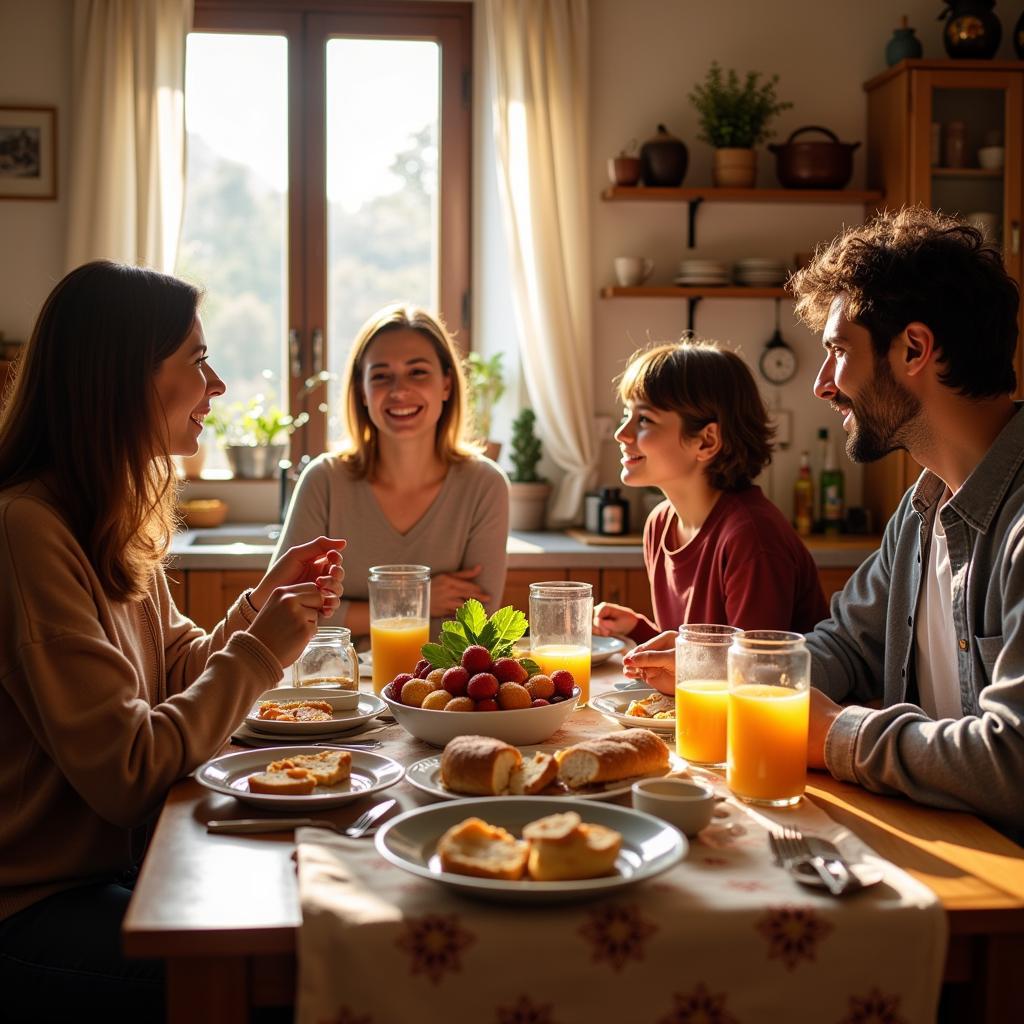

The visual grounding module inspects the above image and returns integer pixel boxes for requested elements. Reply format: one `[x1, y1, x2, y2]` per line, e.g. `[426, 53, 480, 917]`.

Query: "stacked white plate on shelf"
[674, 258, 730, 287]
[733, 257, 789, 287]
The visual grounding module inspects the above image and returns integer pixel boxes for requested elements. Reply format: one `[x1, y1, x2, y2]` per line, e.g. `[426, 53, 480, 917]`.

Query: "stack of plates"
[674, 259, 730, 287]
[733, 258, 789, 287]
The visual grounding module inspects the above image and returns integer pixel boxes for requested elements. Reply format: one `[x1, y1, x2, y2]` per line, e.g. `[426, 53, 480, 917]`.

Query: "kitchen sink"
[185, 528, 281, 547]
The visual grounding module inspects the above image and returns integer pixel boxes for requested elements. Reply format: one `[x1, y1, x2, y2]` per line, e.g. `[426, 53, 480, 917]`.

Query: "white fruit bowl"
[380, 682, 580, 747]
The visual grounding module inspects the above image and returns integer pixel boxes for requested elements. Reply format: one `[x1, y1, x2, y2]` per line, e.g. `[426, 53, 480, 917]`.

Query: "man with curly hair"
[626, 206, 1024, 838]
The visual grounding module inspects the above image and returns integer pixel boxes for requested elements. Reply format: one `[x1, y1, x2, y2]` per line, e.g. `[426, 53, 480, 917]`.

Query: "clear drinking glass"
[292, 627, 358, 690]
[726, 630, 810, 807]
[368, 565, 431, 694]
[529, 581, 593, 703]
[674, 624, 741, 767]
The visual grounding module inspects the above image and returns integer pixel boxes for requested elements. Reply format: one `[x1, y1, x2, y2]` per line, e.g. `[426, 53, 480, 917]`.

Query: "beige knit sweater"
[0, 482, 282, 920]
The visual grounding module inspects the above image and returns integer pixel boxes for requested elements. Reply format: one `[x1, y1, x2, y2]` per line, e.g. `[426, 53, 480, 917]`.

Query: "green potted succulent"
[465, 351, 506, 461]
[205, 393, 308, 479]
[507, 407, 551, 531]
[689, 62, 792, 188]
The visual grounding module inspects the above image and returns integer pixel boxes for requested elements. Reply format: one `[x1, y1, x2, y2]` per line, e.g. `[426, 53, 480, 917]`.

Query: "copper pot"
[768, 126, 860, 189]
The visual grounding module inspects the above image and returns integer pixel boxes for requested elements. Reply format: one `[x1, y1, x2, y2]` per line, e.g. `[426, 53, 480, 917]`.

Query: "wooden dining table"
[122, 660, 1024, 1024]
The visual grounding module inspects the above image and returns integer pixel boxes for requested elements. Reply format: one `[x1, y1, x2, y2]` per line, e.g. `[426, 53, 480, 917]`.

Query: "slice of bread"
[507, 751, 558, 795]
[247, 767, 316, 795]
[437, 817, 529, 880]
[267, 750, 351, 787]
[440, 735, 522, 795]
[523, 812, 622, 881]
[558, 729, 670, 789]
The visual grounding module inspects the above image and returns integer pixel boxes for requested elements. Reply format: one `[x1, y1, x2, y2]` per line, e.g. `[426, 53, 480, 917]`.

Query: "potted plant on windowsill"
[508, 407, 551, 531]
[205, 396, 308, 479]
[466, 351, 506, 462]
[689, 62, 792, 188]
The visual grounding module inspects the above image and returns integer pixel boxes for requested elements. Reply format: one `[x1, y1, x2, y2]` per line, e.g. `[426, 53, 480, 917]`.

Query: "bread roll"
[440, 735, 522, 795]
[508, 751, 557, 795]
[523, 811, 622, 881]
[437, 817, 529, 880]
[558, 729, 669, 789]
[267, 750, 351, 787]
[247, 767, 316, 795]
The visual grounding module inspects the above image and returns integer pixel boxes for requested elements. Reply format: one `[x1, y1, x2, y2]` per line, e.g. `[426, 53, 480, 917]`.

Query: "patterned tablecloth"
[295, 767, 946, 1024]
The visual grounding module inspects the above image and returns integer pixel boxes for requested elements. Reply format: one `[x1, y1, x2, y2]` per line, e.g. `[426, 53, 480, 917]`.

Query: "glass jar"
[368, 565, 431, 694]
[674, 624, 741, 767]
[726, 630, 810, 807]
[292, 626, 358, 690]
[529, 581, 593, 703]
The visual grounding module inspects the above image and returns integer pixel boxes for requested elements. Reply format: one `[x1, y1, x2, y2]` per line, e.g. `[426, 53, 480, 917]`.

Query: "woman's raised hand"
[251, 536, 346, 616]
[593, 601, 639, 637]
[248, 584, 330, 667]
[622, 629, 678, 695]
[431, 566, 490, 616]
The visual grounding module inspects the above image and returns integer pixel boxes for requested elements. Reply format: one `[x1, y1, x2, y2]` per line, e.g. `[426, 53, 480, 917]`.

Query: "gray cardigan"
[808, 405, 1024, 838]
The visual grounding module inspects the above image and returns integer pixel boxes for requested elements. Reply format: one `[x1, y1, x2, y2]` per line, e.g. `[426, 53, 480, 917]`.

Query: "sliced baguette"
[557, 729, 670, 789]
[507, 751, 558, 795]
[437, 817, 529, 880]
[267, 750, 351, 787]
[440, 735, 522, 796]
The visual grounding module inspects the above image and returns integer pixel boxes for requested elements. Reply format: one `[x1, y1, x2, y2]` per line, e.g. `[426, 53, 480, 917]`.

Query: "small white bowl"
[380, 681, 580, 747]
[977, 146, 1005, 171]
[631, 777, 716, 836]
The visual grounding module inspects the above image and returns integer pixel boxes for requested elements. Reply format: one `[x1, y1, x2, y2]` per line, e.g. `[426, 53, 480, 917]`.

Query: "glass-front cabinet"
[862, 59, 1024, 527]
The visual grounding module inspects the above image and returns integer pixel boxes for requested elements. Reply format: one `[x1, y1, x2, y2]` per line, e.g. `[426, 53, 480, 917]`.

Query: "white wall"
[0, 0, 71, 341]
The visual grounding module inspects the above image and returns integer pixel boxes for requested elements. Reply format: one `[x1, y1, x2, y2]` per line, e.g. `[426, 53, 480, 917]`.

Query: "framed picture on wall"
[0, 106, 57, 200]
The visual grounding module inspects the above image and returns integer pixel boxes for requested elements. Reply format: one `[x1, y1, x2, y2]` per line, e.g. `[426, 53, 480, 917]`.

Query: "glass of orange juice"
[529, 581, 593, 703]
[726, 630, 810, 807]
[368, 565, 431, 693]
[675, 624, 741, 767]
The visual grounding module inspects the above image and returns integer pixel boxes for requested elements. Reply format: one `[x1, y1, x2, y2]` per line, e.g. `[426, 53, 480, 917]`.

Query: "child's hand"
[593, 602, 639, 637]
[622, 630, 678, 695]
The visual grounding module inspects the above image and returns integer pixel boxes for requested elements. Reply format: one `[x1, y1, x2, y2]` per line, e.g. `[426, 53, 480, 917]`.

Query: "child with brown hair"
[593, 340, 827, 643]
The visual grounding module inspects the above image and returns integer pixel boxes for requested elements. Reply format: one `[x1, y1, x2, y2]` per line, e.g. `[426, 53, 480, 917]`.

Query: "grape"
[461, 645, 492, 674]
[466, 672, 499, 700]
[413, 658, 432, 679]
[550, 669, 575, 697]
[492, 657, 528, 684]
[442, 666, 470, 696]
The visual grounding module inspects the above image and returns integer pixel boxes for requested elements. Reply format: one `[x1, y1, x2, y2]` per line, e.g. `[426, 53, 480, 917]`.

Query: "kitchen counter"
[168, 524, 880, 571]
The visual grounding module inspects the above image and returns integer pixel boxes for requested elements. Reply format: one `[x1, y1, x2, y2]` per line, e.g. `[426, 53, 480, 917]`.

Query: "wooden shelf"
[601, 185, 884, 203]
[931, 167, 1003, 179]
[600, 285, 788, 299]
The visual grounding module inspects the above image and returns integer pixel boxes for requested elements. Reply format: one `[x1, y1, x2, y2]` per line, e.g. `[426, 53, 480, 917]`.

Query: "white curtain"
[66, 0, 192, 271]
[486, 0, 597, 523]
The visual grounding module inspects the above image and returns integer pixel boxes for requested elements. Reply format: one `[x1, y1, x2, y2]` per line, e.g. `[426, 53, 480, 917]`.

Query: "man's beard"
[837, 359, 921, 463]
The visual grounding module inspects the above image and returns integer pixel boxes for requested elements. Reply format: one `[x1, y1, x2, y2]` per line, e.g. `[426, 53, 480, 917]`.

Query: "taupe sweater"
[0, 482, 281, 919]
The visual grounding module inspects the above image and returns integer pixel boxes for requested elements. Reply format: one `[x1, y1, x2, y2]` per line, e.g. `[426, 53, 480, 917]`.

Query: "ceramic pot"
[713, 148, 756, 188]
[940, 1, 1001, 59]
[769, 126, 860, 189]
[608, 155, 642, 186]
[640, 124, 688, 187]
[225, 443, 288, 479]
[885, 24, 923, 65]
[508, 481, 551, 531]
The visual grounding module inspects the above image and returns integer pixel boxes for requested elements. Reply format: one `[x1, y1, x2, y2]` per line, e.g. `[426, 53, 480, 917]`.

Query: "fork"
[207, 798, 396, 837]
[769, 826, 849, 896]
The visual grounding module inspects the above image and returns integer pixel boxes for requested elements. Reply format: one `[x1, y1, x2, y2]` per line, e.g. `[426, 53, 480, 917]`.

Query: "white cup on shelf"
[614, 256, 654, 287]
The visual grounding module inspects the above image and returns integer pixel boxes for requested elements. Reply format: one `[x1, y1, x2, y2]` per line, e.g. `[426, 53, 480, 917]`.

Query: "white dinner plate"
[405, 744, 687, 802]
[245, 693, 387, 737]
[513, 635, 630, 666]
[589, 688, 677, 734]
[196, 745, 405, 810]
[375, 797, 686, 903]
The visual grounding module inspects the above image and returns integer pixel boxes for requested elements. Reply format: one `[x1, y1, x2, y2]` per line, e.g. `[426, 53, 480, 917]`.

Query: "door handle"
[288, 328, 302, 379]
[312, 328, 324, 376]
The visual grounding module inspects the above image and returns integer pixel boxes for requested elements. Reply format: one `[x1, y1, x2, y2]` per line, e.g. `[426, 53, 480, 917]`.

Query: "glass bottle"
[820, 431, 845, 535]
[292, 626, 358, 690]
[793, 451, 814, 537]
[598, 486, 629, 536]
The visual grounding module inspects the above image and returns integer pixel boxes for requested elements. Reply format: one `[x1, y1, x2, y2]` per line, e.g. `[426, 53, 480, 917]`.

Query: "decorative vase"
[939, 1, 1002, 59]
[713, 148, 757, 188]
[608, 154, 642, 186]
[639, 124, 688, 187]
[225, 443, 288, 479]
[508, 481, 551, 531]
[1014, 10, 1024, 58]
[885, 17, 924, 65]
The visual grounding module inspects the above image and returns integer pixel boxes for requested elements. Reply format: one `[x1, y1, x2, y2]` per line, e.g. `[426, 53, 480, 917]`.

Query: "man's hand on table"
[621, 630, 678, 695]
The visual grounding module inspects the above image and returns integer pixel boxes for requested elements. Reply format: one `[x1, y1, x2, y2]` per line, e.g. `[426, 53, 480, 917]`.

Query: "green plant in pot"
[465, 351, 506, 462]
[507, 407, 551, 531]
[206, 393, 308, 479]
[689, 62, 792, 188]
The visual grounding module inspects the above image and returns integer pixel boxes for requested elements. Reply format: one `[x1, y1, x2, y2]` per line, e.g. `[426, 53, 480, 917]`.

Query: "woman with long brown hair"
[0, 260, 346, 1021]
[273, 303, 509, 640]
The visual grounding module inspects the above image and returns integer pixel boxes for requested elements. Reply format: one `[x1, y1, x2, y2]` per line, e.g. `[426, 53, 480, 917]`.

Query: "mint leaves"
[422, 599, 540, 675]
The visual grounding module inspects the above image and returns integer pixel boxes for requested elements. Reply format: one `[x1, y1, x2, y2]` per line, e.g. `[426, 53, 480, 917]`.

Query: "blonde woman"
[274, 304, 509, 638]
